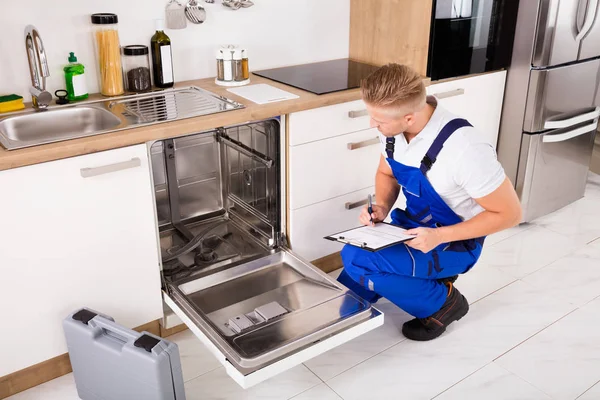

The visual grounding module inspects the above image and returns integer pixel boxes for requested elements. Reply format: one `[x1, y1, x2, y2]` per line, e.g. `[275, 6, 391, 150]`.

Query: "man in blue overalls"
[339, 64, 522, 341]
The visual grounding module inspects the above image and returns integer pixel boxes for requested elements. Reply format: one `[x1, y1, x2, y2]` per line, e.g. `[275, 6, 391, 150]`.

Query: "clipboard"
[324, 222, 416, 252]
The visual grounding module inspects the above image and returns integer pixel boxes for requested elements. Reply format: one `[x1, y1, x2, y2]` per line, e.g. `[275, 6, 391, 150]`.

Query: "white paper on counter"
[227, 84, 299, 105]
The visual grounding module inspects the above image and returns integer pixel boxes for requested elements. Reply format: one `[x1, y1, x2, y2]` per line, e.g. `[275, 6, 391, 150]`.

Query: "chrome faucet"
[24, 25, 52, 110]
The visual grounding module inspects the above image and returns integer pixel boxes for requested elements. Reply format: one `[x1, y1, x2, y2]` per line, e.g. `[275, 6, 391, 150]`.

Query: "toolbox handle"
[88, 316, 140, 347]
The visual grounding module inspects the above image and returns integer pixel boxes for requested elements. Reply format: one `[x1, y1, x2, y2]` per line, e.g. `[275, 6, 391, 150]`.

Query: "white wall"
[0, 0, 350, 99]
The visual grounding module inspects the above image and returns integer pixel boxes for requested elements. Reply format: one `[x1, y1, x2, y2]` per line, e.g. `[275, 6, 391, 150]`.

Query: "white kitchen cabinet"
[289, 128, 381, 210]
[0, 144, 163, 377]
[289, 187, 376, 261]
[427, 70, 507, 149]
[288, 99, 372, 146]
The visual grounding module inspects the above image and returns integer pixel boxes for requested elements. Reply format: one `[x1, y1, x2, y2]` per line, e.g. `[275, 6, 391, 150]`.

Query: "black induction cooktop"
[253, 59, 380, 95]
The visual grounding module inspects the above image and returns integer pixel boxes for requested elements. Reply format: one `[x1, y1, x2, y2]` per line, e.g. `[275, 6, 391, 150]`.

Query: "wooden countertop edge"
[0, 73, 433, 171]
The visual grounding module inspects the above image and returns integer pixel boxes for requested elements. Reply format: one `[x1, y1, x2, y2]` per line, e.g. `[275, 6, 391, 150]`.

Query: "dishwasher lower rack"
[165, 250, 374, 373]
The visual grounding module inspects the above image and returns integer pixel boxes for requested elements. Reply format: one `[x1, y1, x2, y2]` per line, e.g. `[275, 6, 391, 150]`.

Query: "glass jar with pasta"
[91, 13, 124, 96]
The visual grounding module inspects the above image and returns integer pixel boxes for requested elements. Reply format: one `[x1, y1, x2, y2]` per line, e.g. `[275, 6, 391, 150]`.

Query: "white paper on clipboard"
[325, 223, 416, 251]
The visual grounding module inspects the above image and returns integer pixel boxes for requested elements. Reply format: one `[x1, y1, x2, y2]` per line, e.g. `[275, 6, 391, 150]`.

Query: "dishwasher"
[149, 117, 384, 388]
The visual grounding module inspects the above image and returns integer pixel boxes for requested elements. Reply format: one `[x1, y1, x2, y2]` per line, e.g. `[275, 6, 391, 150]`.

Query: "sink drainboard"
[109, 87, 238, 123]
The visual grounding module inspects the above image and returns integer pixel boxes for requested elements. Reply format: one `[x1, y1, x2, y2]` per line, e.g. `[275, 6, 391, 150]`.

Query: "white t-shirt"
[380, 96, 506, 221]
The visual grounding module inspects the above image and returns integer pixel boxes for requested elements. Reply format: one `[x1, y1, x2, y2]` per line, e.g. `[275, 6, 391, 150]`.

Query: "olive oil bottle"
[151, 19, 174, 88]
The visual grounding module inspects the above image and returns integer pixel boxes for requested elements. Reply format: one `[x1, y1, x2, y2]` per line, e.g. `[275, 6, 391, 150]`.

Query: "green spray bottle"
[64, 52, 89, 102]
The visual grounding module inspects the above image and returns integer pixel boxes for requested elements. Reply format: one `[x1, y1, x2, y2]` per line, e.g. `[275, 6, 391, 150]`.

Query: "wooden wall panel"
[350, 0, 433, 76]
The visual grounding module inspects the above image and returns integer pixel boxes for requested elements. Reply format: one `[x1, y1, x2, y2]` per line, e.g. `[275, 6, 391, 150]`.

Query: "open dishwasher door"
[150, 118, 384, 388]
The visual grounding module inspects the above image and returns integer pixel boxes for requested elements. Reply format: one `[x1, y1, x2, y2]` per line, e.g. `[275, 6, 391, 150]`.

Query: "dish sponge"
[0, 94, 25, 113]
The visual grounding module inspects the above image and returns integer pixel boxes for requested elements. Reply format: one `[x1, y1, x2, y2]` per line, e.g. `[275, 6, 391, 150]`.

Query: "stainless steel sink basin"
[0, 106, 122, 146]
[0, 86, 244, 150]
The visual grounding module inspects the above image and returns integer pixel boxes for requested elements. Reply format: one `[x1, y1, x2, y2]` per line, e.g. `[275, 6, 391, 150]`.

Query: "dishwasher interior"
[150, 118, 375, 374]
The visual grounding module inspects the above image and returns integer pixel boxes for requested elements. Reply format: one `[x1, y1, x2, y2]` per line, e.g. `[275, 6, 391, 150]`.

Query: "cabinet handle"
[432, 88, 465, 99]
[80, 157, 142, 178]
[345, 195, 375, 210]
[347, 137, 380, 150]
[348, 109, 369, 118]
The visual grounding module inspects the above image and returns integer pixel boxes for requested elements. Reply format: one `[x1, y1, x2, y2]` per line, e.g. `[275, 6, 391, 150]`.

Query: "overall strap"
[385, 137, 396, 159]
[420, 118, 472, 175]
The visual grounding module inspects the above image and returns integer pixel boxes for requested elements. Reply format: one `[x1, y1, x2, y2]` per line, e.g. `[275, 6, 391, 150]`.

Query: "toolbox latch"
[134, 334, 161, 353]
[72, 309, 98, 325]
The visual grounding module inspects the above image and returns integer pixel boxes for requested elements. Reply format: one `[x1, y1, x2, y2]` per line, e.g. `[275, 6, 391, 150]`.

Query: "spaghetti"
[95, 29, 124, 96]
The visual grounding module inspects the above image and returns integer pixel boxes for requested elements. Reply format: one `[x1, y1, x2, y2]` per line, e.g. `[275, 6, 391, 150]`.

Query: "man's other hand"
[404, 227, 444, 253]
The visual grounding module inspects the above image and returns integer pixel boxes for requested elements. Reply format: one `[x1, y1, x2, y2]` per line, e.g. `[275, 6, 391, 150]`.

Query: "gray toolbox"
[63, 308, 186, 400]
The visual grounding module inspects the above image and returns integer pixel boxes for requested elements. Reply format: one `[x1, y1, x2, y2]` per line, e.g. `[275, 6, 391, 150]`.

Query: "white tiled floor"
[8, 173, 600, 400]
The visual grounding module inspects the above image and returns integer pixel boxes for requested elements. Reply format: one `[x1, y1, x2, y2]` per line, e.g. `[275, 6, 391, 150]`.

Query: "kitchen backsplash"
[0, 0, 350, 99]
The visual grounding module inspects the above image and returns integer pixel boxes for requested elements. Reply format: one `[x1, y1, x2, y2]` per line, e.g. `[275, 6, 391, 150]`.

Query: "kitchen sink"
[0, 106, 122, 145]
[0, 86, 244, 150]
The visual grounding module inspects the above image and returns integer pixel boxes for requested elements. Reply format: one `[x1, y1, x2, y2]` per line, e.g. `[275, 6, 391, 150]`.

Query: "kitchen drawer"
[289, 99, 372, 146]
[289, 128, 381, 210]
[427, 70, 507, 149]
[290, 187, 376, 261]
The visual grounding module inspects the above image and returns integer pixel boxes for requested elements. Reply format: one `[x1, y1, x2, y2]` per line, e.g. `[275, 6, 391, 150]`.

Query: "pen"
[367, 194, 374, 225]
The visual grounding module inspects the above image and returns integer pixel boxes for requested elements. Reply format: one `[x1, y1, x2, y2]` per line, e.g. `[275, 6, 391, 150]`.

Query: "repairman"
[338, 64, 522, 341]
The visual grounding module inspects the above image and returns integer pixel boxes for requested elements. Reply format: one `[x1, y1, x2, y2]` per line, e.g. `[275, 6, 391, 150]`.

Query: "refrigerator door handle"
[542, 120, 598, 143]
[576, 0, 599, 42]
[577, 0, 589, 33]
[544, 107, 600, 129]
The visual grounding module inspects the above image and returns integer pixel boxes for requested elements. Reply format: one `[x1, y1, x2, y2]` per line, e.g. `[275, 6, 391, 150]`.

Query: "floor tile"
[289, 383, 342, 400]
[327, 281, 575, 400]
[184, 365, 320, 400]
[496, 297, 600, 400]
[534, 195, 600, 247]
[454, 263, 516, 305]
[484, 223, 536, 247]
[304, 299, 411, 381]
[476, 226, 580, 279]
[328, 268, 343, 280]
[6, 374, 79, 400]
[585, 172, 600, 194]
[434, 363, 551, 400]
[578, 380, 600, 400]
[522, 238, 600, 307]
[169, 329, 222, 382]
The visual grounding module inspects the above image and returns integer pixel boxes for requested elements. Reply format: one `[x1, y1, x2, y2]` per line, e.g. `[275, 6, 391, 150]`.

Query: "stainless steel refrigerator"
[497, 0, 600, 222]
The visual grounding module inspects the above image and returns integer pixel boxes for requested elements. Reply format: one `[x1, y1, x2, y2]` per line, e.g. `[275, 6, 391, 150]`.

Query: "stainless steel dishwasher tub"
[149, 118, 383, 388]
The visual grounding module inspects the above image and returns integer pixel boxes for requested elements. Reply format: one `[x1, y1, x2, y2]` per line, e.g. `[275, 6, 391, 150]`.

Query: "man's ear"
[404, 113, 416, 126]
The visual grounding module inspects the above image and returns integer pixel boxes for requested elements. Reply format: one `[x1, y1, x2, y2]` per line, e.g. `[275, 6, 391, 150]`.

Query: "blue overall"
[339, 119, 485, 318]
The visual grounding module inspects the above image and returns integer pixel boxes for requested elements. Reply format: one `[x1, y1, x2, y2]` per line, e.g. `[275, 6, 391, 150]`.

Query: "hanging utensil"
[166, 0, 188, 29]
[185, 0, 207, 24]
[222, 0, 243, 10]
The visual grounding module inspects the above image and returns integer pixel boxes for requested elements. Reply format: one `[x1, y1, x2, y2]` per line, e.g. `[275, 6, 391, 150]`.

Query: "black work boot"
[402, 283, 469, 341]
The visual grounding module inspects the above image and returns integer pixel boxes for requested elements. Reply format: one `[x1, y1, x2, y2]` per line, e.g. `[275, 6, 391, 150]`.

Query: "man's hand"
[359, 204, 389, 226]
[405, 227, 444, 253]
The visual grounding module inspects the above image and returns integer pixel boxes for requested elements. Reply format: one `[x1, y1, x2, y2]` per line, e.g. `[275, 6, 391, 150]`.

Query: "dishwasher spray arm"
[217, 128, 274, 168]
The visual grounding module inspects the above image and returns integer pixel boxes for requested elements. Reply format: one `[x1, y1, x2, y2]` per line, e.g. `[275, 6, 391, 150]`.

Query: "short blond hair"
[361, 63, 426, 114]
